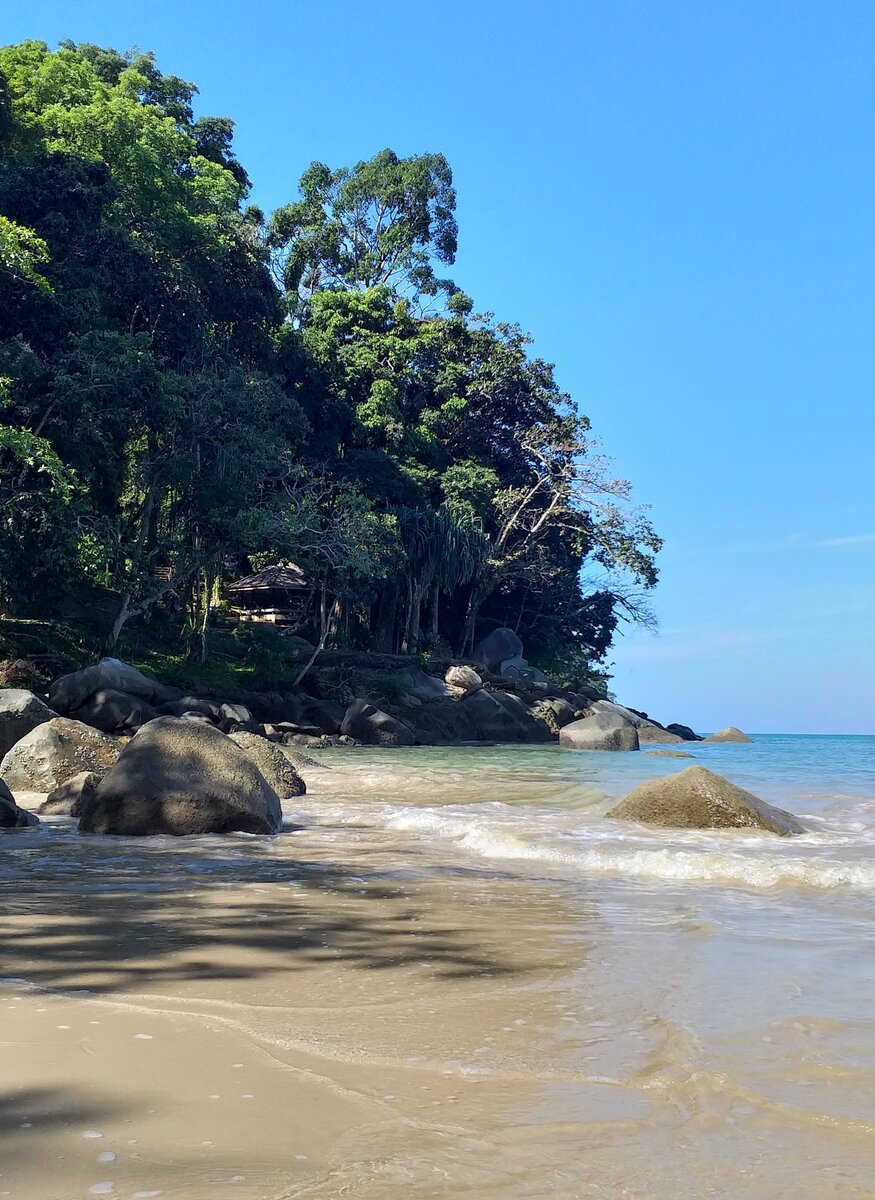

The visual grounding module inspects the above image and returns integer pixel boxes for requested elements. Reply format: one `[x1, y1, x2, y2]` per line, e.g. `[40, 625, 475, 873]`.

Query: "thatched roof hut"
[227, 563, 312, 625]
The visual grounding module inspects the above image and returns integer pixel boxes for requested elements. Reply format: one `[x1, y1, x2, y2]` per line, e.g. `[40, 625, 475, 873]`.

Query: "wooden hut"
[227, 563, 312, 626]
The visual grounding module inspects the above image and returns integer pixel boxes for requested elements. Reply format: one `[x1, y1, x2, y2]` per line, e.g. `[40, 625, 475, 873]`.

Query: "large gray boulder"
[606, 765, 803, 835]
[472, 627, 523, 672]
[0, 718, 120, 792]
[459, 689, 553, 743]
[38, 771, 97, 817]
[590, 701, 682, 744]
[49, 658, 174, 715]
[0, 689, 57, 758]
[399, 667, 456, 703]
[529, 697, 577, 736]
[340, 700, 415, 747]
[70, 688, 157, 733]
[79, 718, 282, 836]
[229, 731, 306, 798]
[0, 780, 38, 829]
[559, 710, 639, 751]
[704, 727, 753, 744]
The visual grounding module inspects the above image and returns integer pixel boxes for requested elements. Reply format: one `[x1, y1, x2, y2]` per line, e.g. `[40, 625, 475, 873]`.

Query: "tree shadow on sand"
[0, 825, 550, 994]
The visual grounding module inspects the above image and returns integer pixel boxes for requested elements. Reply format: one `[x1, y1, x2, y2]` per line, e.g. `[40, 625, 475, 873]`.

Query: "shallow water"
[2, 735, 874, 1198]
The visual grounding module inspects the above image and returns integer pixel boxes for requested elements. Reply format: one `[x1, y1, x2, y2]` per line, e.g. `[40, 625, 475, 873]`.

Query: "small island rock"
[606, 765, 803, 835]
[704, 727, 753, 744]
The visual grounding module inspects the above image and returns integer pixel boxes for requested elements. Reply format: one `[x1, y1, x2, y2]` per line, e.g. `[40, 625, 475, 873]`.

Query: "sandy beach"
[3, 743, 875, 1199]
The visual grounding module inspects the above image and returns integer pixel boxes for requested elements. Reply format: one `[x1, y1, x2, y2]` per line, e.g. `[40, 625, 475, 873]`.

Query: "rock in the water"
[340, 700, 415, 747]
[0, 780, 39, 828]
[559, 710, 639, 751]
[636, 724, 685, 745]
[0, 718, 120, 792]
[0, 688, 57, 758]
[79, 718, 282, 836]
[643, 749, 696, 759]
[39, 771, 97, 817]
[666, 723, 701, 742]
[49, 658, 174, 714]
[70, 688, 156, 733]
[444, 665, 482, 695]
[606, 765, 803, 835]
[704, 726, 753, 743]
[229, 731, 306, 798]
[472, 627, 524, 672]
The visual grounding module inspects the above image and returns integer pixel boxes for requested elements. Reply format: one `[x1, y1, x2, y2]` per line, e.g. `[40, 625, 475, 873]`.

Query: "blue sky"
[5, 1, 874, 733]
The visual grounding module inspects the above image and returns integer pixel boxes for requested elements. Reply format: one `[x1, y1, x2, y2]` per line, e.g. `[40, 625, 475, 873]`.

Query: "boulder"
[704, 727, 753, 744]
[399, 667, 456, 703]
[0, 718, 120, 792]
[0, 689, 57, 758]
[472, 627, 524, 672]
[498, 655, 550, 684]
[643, 749, 696, 759]
[459, 689, 553, 743]
[666, 723, 701, 742]
[588, 700, 682, 745]
[636, 724, 685, 745]
[529, 697, 577, 736]
[49, 658, 174, 714]
[300, 698, 345, 735]
[0, 780, 38, 829]
[340, 700, 415, 747]
[157, 697, 220, 721]
[559, 711, 639, 752]
[218, 702, 254, 725]
[229, 731, 306, 798]
[38, 771, 97, 817]
[179, 710, 215, 726]
[606, 765, 803, 835]
[79, 718, 282, 836]
[70, 688, 157, 733]
[444, 665, 482, 695]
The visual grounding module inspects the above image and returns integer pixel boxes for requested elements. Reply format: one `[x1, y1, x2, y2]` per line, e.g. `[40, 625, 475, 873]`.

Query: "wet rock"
[0, 780, 38, 829]
[79, 717, 282, 836]
[0, 688, 57, 758]
[606, 765, 803, 835]
[340, 700, 415, 747]
[38, 771, 97, 817]
[0, 718, 120, 792]
[559, 711, 639, 752]
[49, 658, 175, 714]
[643, 749, 696, 759]
[70, 688, 156, 733]
[703, 726, 753, 744]
[229, 731, 306, 798]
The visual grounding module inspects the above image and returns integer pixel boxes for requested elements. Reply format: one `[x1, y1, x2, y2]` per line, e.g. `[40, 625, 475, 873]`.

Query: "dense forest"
[0, 40, 660, 687]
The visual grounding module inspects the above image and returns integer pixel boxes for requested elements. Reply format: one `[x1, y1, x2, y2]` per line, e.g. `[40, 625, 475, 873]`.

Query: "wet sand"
[3, 750, 875, 1199]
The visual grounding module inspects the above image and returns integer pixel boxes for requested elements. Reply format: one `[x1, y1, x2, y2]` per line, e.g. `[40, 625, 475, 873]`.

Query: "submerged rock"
[79, 717, 282, 836]
[704, 727, 753, 743]
[560, 711, 639, 752]
[643, 749, 696, 759]
[0, 688, 57, 758]
[606, 765, 803, 835]
[230, 731, 306, 798]
[0, 717, 120, 792]
[39, 771, 97, 817]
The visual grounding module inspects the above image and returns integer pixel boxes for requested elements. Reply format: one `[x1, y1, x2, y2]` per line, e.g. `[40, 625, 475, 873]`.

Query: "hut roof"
[227, 563, 309, 593]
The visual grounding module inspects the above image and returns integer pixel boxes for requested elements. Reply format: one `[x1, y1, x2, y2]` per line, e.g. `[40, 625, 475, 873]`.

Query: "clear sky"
[5, 1, 874, 734]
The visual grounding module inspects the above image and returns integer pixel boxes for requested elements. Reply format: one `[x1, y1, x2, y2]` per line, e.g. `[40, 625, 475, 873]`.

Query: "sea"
[1, 733, 873, 1199]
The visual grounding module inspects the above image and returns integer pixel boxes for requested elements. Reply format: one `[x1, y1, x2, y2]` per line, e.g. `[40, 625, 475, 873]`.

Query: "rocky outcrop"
[341, 700, 415, 747]
[606, 765, 803, 835]
[666, 723, 701, 742]
[49, 658, 175, 715]
[459, 689, 553, 743]
[38, 771, 97, 817]
[472, 627, 523, 672]
[590, 701, 682, 745]
[79, 718, 282, 836]
[0, 718, 120, 792]
[70, 688, 156, 733]
[0, 780, 38, 829]
[559, 710, 639, 751]
[444, 665, 482, 695]
[703, 727, 753, 744]
[0, 688, 57, 758]
[529, 697, 577, 736]
[229, 731, 306, 798]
